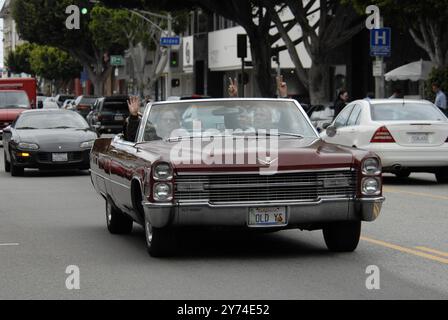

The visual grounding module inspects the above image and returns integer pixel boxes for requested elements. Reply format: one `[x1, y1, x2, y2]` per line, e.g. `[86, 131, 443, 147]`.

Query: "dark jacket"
[333, 99, 347, 120]
[123, 115, 141, 142]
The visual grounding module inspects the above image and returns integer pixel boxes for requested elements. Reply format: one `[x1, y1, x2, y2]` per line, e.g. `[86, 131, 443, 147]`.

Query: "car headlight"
[153, 163, 173, 180]
[18, 142, 39, 150]
[362, 158, 381, 175]
[80, 140, 95, 149]
[153, 183, 173, 201]
[362, 177, 381, 196]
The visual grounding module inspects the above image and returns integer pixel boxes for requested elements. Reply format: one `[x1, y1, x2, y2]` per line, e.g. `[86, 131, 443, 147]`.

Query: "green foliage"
[426, 67, 448, 100]
[29, 46, 82, 82]
[5, 43, 37, 75]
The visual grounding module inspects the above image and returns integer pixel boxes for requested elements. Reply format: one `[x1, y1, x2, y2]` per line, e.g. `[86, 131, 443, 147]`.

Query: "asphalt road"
[0, 147, 447, 300]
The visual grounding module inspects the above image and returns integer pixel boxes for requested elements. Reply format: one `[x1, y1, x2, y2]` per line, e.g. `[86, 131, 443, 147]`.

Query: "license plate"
[52, 153, 68, 162]
[410, 133, 429, 143]
[114, 115, 124, 121]
[248, 207, 287, 227]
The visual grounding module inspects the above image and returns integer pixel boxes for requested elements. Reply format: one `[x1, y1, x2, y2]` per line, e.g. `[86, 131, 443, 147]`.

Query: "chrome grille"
[175, 170, 357, 203]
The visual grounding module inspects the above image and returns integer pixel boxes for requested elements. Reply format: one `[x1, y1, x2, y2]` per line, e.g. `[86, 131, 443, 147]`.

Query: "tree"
[265, 1, 365, 104]
[13, 0, 127, 95]
[101, 0, 299, 98]
[29, 46, 82, 91]
[350, 0, 448, 68]
[5, 43, 36, 75]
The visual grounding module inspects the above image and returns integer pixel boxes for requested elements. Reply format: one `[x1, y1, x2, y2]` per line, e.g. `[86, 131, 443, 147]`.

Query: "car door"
[108, 135, 141, 219]
[338, 104, 363, 147]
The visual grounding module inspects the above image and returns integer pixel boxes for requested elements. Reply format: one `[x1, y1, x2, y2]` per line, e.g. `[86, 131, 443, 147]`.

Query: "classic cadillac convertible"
[90, 99, 385, 257]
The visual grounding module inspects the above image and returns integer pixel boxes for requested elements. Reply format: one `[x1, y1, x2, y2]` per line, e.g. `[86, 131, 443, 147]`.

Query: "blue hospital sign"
[370, 28, 391, 57]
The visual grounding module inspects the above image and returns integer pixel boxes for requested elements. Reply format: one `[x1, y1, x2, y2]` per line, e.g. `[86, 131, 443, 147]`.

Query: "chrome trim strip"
[90, 170, 131, 190]
[176, 167, 354, 175]
[142, 197, 354, 208]
[357, 196, 385, 202]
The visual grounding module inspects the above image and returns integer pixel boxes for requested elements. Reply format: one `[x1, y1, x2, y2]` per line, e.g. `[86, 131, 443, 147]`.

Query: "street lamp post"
[129, 10, 174, 100]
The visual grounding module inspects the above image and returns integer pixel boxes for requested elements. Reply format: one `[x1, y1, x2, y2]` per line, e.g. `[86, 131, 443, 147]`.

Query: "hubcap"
[145, 221, 152, 246]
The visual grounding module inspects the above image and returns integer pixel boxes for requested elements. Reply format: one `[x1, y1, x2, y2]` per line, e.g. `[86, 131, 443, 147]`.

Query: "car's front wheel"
[435, 168, 448, 184]
[105, 198, 133, 234]
[144, 216, 176, 257]
[323, 221, 361, 252]
[4, 151, 10, 172]
[9, 152, 24, 177]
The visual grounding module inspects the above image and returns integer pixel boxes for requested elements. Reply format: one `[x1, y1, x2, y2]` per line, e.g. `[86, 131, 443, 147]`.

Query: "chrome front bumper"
[142, 197, 385, 229]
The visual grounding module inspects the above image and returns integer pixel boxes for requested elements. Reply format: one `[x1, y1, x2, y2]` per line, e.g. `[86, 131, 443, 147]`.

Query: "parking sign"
[370, 28, 391, 57]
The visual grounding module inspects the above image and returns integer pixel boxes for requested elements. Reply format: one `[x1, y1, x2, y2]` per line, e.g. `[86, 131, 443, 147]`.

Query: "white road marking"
[0, 243, 20, 246]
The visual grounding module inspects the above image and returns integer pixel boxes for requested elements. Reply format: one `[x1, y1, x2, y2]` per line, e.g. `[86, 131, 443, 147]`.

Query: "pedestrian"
[432, 82, 447, 115]
[333, 89, 349, 119]
[389, 88, 403, 99]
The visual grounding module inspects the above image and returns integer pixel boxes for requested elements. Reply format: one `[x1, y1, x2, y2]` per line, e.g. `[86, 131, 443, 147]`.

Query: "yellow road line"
[383, 187, 448, 201]
[361, 236, 448, 265]
[414, 246, 448, 258]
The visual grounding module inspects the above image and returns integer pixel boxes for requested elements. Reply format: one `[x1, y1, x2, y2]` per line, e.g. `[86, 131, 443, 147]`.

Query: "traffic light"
[170, 51, 179, 68]
[172, 79, 180, 88]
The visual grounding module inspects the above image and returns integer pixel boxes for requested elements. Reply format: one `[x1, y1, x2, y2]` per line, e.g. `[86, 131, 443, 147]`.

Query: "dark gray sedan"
[2, 110, 98, 176]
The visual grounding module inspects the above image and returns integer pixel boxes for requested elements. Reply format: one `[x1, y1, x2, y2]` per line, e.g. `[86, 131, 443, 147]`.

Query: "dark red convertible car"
[90, 99, 385, 257]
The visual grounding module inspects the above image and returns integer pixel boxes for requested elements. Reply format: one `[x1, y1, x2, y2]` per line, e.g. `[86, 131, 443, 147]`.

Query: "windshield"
[142, 100, 316, 141]
[101, 101, 129, 113]
[15, 112, 90, 130]
[0, 91, 30, 109]
[371, 103, 447, 121]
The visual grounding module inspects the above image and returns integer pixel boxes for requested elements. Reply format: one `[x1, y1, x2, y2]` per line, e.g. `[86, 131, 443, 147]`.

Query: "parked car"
[43, 97, 60, 109]
[2, 109, 97, 176]
[62, 99, 75, 110]
[90, 98, 384, 257]
[37, 95, 47, 109]
[87, 96, 130, 135]
[0, 90, 31, 144]
[55, 94, 75, 108]
[73, 95, 98, 118]
[320, 99, 448, 183]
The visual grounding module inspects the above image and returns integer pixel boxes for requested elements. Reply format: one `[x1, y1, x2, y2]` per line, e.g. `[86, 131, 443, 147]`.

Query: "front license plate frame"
[248, 207, 287, 227]
[52, 153, 68, 162]
[114, 115, 124, 121]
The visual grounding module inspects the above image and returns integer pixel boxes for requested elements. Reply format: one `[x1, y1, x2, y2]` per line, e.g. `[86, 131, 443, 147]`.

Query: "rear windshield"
[101, 101, 129, 113]
[371, 103, 446, 121]
[0, 91, 30, 109]
[80, 97, 97, 105]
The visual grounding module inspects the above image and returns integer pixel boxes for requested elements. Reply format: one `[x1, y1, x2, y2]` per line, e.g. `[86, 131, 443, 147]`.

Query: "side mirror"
[326, 126, 337, 138]
[322, 123, 331, 130]
[2, 126, 11, 133]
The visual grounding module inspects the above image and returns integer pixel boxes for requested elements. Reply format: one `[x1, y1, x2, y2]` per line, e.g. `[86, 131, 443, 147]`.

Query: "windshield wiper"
[231, 131, 304, 139]
[46, 126, 76, 129]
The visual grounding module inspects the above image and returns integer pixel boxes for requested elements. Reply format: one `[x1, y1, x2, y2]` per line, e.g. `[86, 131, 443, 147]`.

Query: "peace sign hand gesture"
[228, 77, 239, 97]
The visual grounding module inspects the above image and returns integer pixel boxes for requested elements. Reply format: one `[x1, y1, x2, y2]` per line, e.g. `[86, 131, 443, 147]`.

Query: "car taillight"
[370, 126, 395, 143]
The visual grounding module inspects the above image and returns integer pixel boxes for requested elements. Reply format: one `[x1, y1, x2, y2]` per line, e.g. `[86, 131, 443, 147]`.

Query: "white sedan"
[320, 99, 448, 183]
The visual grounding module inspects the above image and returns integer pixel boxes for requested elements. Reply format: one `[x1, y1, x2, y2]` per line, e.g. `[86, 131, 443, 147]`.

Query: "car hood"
[16, 129, 97, 152]
[138, 137, 359, 173]
[0, 108, 28, 122]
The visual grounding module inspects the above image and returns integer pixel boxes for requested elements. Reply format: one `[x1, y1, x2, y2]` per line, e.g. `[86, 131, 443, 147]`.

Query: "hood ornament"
[257, 157, 278, 166]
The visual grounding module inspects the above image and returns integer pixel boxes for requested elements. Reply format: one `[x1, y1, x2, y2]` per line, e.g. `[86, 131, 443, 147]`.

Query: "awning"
[385, 60, 435, 82]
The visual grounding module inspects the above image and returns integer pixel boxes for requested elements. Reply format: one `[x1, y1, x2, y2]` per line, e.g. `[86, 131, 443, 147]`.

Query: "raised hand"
[127, 96, 140, 116]
[276, 75, 288, 98]
[228, 77, 238, 97]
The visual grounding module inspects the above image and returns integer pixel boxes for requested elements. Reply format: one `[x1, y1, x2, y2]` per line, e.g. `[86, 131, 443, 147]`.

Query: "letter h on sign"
[370, 28, 391, 57]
